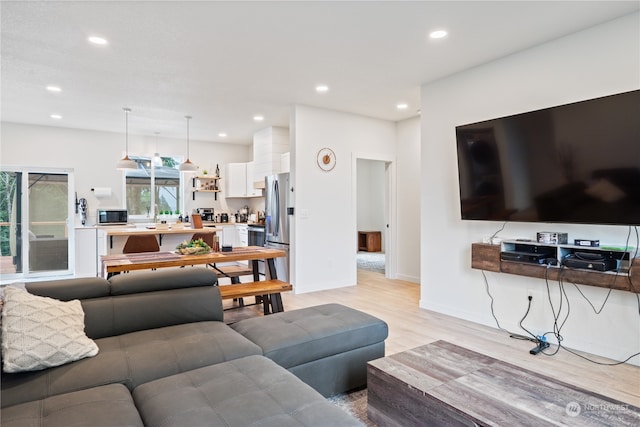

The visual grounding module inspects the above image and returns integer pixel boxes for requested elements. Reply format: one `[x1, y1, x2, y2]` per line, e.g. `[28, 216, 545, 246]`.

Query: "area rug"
[356, 252, 385, 273]
[328, 388, 377, 426]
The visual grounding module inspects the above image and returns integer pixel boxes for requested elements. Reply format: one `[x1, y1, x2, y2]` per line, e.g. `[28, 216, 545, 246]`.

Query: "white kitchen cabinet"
[245, 162, 262, 197]
[225, 162, 262, 198]
[280, 152, 290, 173]
[75, 227, 98, 277]
[225, 163, 247, 197]
[252, 127, 289, 188]
[219, 224, 248, 248]
[236, 224, 248, 246]
[224, 224, 249, 266]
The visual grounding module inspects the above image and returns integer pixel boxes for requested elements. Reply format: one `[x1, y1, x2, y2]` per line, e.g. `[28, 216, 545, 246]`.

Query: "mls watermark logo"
[565, 401, 581, 417]
[566, 401, 628, 418]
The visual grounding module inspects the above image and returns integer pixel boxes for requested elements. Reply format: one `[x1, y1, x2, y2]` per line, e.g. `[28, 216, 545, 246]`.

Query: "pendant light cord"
[185, 115, 192, 159]
[123, 107, 131, 155]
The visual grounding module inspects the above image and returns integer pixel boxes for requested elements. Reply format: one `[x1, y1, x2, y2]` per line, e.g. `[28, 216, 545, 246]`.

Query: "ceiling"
[2, 1, 638, 145]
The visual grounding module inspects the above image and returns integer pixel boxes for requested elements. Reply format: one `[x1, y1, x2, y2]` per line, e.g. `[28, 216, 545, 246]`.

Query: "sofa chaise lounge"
[1, 268, 388, 426]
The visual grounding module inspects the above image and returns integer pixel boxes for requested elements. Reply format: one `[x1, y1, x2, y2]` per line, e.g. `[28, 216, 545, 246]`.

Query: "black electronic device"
[537, 231, 568, 244]
[455, 89, 640, 226]
[562, 255, 617, 272]
[573, 251, 605, 261]
[500, 251, 553, 265]
[574, 239, 600, 247]
[198, 208, 215, 222]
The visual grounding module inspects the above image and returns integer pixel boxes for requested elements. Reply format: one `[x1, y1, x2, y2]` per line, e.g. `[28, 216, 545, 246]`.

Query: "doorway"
[0, 168, 74, 282]
[355, 158, 390, 275]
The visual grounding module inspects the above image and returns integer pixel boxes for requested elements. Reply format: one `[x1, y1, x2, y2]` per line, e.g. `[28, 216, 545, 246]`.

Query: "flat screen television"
[455, 89, 640, 226]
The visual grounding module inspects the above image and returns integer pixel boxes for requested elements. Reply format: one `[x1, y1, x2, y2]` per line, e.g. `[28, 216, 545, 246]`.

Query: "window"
[1, 168, 73, 281]
[125, 156, 182, 218]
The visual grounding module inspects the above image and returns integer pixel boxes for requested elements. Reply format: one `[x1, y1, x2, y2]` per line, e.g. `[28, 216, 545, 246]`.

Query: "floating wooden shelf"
[192, 176, 222, 200]
[471, 242, 639, 293]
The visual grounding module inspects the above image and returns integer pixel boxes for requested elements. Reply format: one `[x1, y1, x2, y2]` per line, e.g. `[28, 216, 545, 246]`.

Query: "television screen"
[455, 90, 640, 226]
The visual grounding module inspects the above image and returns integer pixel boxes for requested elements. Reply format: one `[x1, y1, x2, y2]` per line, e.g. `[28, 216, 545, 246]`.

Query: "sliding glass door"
[0, 171, 22, 275]
[0, 168, 74, 282]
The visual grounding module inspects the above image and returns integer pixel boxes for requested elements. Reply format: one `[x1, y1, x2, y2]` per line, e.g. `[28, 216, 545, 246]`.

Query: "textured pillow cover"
[1, 286, 98, 373]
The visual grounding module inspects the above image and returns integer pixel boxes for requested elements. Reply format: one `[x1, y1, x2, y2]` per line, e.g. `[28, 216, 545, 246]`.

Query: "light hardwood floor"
[278, 269, 640, 408]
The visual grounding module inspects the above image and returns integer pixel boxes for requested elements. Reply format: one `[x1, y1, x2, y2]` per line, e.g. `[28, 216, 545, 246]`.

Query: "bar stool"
[121, 235, 160, 273]
[123, 235, 160, 253]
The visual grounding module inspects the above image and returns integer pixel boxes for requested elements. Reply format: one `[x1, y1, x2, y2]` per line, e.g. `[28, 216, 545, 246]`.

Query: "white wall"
[2, 112, 420, 290]
[1, 122, 251, 224]
[291, 105, 396, 293]
[396, 117, 421, 283]
[420, 13, 640, 363]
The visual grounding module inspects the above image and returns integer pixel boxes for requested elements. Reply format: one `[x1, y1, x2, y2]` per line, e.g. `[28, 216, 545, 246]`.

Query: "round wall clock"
[317, 148, 336, 171]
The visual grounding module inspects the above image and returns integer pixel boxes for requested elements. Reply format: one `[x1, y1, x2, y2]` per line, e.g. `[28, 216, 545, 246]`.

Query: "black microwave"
[97, 209, 128, 225]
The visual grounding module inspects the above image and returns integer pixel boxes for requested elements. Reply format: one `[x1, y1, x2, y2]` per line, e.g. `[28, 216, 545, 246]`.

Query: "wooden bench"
[218, 279, 293, 314]
[213, 264, 255, 283]
[213, 263, 260, 307]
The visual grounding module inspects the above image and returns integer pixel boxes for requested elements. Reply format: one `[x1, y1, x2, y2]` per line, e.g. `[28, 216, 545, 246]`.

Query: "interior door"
[0, 171, 22, 275]
[27, 172, 71, 273]
[0, 168, 73, 282]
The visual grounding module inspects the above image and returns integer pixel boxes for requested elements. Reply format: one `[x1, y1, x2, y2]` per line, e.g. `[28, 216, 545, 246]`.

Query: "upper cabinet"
[245, 162, 262, 197]
[252, 126, 290, 188]
[281, 152, 290, 173]
[226, 162, 262, 198]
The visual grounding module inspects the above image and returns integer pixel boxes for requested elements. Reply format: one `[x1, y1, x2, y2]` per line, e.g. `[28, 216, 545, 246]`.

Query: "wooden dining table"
[100, 246, 285, 279]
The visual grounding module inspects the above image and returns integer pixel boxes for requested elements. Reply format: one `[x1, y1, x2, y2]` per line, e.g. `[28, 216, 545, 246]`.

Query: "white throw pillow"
[1, 287, 98, 373]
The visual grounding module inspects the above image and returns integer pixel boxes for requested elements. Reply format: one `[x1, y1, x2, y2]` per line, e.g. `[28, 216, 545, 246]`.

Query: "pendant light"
[116, 107, 137, 170]
[152, 132, 162, 167]
[178, 115, 198, 172]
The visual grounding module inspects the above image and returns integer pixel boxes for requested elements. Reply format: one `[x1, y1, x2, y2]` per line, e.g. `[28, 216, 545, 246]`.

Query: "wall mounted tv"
[455, 90, 640, 226]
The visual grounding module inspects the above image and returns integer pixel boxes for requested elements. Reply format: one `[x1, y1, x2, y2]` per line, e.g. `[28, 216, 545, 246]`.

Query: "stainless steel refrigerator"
[265, 172, 290, 282]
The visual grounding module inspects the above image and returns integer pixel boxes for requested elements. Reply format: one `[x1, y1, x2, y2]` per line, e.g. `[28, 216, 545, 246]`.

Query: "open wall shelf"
[192, 176, 221, 201]
[471, 242, 639, 293]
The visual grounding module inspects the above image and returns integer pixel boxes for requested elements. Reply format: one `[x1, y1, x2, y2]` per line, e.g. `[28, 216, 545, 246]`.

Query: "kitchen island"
[98, 225, 220, 255]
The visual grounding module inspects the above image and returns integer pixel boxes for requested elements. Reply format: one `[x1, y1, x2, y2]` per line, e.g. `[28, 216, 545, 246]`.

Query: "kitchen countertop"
[98, 226, 220, 236]
[203, 222, 265, 227]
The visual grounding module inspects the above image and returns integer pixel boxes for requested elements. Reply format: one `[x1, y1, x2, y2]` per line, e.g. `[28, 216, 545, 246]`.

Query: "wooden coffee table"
[367, 340, 640, 426]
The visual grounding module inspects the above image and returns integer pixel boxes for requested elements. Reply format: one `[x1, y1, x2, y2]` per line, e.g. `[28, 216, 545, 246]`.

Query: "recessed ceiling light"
[50, 114, 62, 119]
[218, 132, 227, 138]
[253, 115, 264, 122]
[88, 36, 108, 45]
[429, 30, 448, 39]
[396, 103, 409, 110]
[315, 85, 329, 93]
[46, 85, 62, 92]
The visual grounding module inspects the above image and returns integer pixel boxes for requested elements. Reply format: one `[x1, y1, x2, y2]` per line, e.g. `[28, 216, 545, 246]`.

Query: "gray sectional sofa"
[1, 268, 388, 426]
